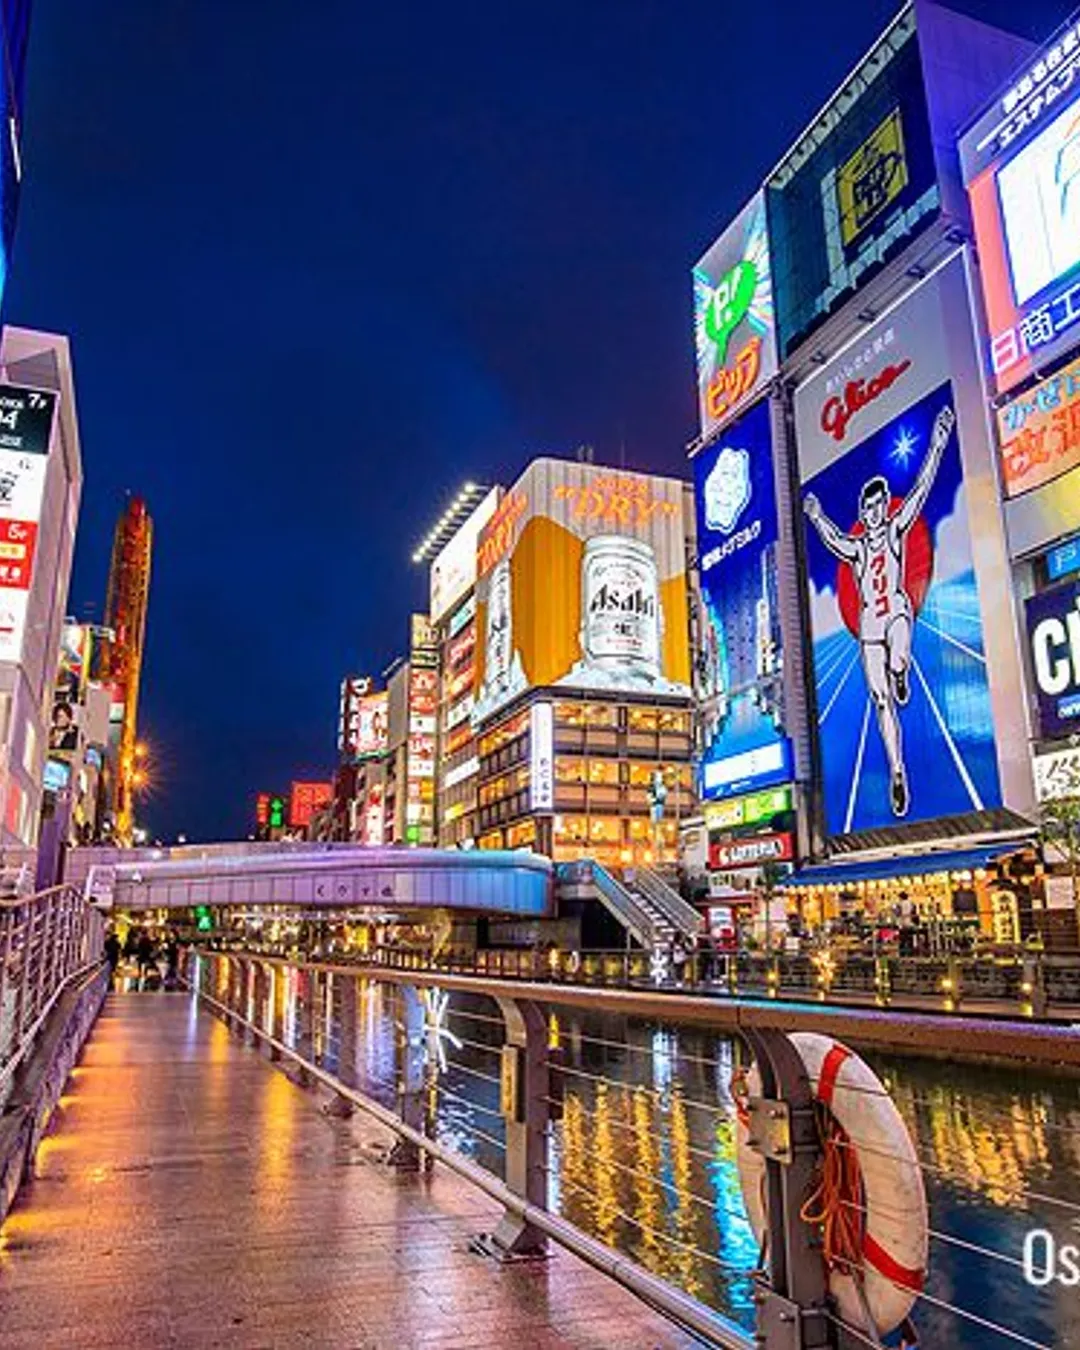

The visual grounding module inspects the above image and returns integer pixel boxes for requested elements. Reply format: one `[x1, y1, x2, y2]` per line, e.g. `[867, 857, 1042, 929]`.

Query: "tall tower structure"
[99, 496, 152, 845]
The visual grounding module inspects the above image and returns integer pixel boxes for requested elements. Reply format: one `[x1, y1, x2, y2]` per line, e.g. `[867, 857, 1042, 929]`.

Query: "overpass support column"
[484, 997, 549, 1258]
[389, 984, 431, 1171]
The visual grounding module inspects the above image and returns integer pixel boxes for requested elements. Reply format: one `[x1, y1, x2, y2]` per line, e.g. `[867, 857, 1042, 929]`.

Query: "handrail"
[0, 959, 103, 1096]
[625, 867, 701, 940]
[187, 969, 752, 1350]
[581, 863, 657, 947]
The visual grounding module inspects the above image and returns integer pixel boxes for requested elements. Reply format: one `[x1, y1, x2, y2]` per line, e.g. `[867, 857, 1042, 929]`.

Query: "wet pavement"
[0, 991, 701, 1349]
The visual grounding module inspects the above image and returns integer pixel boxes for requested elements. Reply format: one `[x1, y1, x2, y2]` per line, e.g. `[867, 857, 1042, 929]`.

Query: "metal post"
[265, 962, 282, 1061]
[389, 983, 428, 1170]
[740, 1026, 832, 1349]
[326, 973, 358, 1118]
[293, 967, 315, 1087]
[480, 996, 548, 1259]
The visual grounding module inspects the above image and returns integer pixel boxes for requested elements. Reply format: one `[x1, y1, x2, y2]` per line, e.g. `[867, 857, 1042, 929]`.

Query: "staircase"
[554, 860, 701, 956]
[619, 867, 702, 950]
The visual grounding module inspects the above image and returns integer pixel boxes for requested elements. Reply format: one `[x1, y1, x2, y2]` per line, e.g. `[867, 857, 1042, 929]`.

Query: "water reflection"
[256, 964, 1080, 1349]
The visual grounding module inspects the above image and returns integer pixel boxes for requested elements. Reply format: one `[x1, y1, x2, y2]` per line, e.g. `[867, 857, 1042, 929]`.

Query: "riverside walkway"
[0, 992, 698, 1350]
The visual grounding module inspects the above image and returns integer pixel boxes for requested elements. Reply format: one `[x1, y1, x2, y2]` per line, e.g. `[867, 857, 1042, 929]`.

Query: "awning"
[776, 842, 1028, 890]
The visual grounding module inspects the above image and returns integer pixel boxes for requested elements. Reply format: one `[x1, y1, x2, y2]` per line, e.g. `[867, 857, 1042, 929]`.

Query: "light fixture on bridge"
[410, 481, 489, 565]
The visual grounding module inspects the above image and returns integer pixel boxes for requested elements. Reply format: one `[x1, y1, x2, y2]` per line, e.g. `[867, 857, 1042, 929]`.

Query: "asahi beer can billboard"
[472, 460, 691, 725]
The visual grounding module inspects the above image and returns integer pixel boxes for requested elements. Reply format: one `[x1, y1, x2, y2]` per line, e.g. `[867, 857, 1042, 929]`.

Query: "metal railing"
[622, 866, 702, 941]
[0, 883, 105, 1104]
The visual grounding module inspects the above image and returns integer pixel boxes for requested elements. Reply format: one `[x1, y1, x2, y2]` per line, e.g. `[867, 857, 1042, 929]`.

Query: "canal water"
[264, 964, 1080, 1350]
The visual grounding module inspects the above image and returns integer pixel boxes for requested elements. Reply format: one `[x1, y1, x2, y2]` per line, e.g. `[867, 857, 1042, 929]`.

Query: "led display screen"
[1026, 578, 1080, 739]
[693, 398, 791, 799]
[692, 194, 777, 441]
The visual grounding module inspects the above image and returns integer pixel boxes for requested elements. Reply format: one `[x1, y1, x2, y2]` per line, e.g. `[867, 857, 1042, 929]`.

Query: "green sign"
[703, 260, 758, 364]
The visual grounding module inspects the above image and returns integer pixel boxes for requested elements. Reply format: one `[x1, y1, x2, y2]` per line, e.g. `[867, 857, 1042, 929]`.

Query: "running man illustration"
[803, 404, 955, 818]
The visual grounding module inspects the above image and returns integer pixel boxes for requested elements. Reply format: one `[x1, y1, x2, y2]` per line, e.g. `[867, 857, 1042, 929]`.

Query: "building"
[690, 0, 1043, 941]
[0, 328, 82, 854]
[469, 457, 696, 867]
[959, 6, 1080, 946]
[0, 1, 31, 308]
[98, 496, 152, 846]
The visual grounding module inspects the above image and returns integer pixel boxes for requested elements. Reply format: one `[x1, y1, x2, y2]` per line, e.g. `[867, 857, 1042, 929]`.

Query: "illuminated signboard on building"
[962, 16, 1080, 393]
[794, 258, 1002, 836]
[0, 383, 57, 665]
[693, 398, 791, 800]
[429, 487, 501, 624]
[289, 781, 332, 830]
[1026, 579, 1080, 739]
[767, 9, 939, 360]
[693, 193, 777, 440]
[703, 785, 793, 831]
[708, 831, 794, 869]
[472, 461, 690, 727]
[338, 676, 372, 756]
[996, 352, 1080, 498]
[529, 702, 553, 811]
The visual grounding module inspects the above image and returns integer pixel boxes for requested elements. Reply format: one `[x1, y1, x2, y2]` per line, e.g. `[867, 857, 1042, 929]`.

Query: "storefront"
[778, 844, 1041, 947]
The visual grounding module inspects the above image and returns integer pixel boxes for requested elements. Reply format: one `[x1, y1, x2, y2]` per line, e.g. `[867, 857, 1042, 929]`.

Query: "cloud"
[809, 578, 845, 640]
[931, 483, 974, 584]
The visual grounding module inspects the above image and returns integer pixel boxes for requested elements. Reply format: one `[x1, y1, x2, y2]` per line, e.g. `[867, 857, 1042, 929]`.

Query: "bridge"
[62, 842, 555, 918]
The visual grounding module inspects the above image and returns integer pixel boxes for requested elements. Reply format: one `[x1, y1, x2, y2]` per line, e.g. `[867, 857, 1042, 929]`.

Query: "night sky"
[4, 0, 1068, 842]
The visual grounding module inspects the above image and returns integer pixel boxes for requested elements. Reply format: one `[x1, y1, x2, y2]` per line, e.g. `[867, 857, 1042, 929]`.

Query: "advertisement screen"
[0, 383, 57, 665]
[693, 194, 777, 440]
[49, 623, 91, 760]
[353, 691, 388, 759]
[472, 461, 690, 726]
[767, 14, 938, 360]
[693, 398, 791, 799]
[1026, 579, 1080, 739]
[996, 353, 1080, 498]
[430, 487, 500, 625]
[963, 30, 1080, 394]
[795, 264, 1002, 837]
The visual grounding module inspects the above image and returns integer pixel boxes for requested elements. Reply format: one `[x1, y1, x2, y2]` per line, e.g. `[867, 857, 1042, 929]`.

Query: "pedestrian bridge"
[63, 842, 553, 918]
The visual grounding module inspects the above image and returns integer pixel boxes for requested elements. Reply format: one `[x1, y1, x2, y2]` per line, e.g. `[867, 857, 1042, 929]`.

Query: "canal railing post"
[326, 972, 358, 1118]
[294, 967, 315, 1087]
[389, 983, 428, 1171]
[478, 995, 549, 1259]
[741, 1026, 832, 1350]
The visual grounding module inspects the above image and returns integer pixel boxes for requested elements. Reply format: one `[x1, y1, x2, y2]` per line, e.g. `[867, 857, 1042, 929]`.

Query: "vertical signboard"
[693, 398, 791, 799]
[48, 623, 91, 759]
[529, 701, 553, 811]
[0, 383, 56, 664]
[289, 781, 332, 831]
[995, 353, 1080, 499]
[961, 17, 1080, 393]
[407, 613, 438, 843]
[693, 193, 778, 440]
[794, 258, 1002, 836]
[472, 462, 690, 726]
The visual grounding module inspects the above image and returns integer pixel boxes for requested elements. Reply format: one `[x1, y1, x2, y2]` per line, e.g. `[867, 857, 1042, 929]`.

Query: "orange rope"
[800, 1103, 865, 1280]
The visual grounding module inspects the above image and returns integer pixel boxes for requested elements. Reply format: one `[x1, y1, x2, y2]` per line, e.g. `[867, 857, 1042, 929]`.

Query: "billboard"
[795, 262, 1002, 836]
[472, 462, 690, 726]
[693, 193, 777, 440]
[996, 353, 1080, 498]
[49, 623, 92, 759]
[289, 781, 332, 830]
[1026, 579, 1080, 739]
[962, 18, 1080, 393]
[0, 383, 57, 664]
[429, 486, 500, 625]
[693, 398, 791, 799]
[767, 11, 939, 360]
[339, 678, 387, 761]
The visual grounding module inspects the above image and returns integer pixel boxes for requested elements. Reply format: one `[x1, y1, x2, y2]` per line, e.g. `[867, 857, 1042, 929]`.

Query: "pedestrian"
[104, 929, 121, 987]
[164, 932, 180, 988]
[136, 929, 157, 987]
[671, 939, 688, 988]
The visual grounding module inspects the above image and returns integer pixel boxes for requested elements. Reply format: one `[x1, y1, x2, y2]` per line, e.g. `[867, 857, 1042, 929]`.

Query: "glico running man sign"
[794, 258, 1002, 837]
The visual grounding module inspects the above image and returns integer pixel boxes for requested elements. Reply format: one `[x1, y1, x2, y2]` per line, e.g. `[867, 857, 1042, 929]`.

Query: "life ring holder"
[734, 1031, 927, 1340]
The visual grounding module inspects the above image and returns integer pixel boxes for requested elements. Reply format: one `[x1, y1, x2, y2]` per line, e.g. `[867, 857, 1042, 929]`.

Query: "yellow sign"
[837, 110, 908, 247]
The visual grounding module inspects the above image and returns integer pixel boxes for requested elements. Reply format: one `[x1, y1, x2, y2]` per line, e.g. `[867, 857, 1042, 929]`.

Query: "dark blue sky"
[4, 0, 1067, 841]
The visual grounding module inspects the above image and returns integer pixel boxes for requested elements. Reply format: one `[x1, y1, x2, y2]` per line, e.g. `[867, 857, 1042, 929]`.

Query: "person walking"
[136, 929, 157, 988]
[104, 929, 121, 987]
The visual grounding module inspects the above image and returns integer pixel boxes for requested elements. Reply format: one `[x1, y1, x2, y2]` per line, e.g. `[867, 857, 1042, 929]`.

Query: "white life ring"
[734, 1032, 927, 1337]
[566, 950, 581, 976]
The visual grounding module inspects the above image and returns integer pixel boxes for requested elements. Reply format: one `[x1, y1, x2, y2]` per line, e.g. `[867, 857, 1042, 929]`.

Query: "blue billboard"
[1026, 579, 1080, 741]
[802, 380, 1002, 834]
[693, 398, 791, 800]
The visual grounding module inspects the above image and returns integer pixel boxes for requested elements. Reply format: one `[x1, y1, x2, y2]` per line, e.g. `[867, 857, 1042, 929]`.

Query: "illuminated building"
[960, 8, 1080, 949]
[0, 329, 81, 850]
[468, 457, 697, 866]
[0, 1, 30, 308]
[99, 496, 152, 846]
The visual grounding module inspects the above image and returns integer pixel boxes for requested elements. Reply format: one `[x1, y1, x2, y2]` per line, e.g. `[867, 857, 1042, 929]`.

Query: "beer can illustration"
[578, 535, 663, 681]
